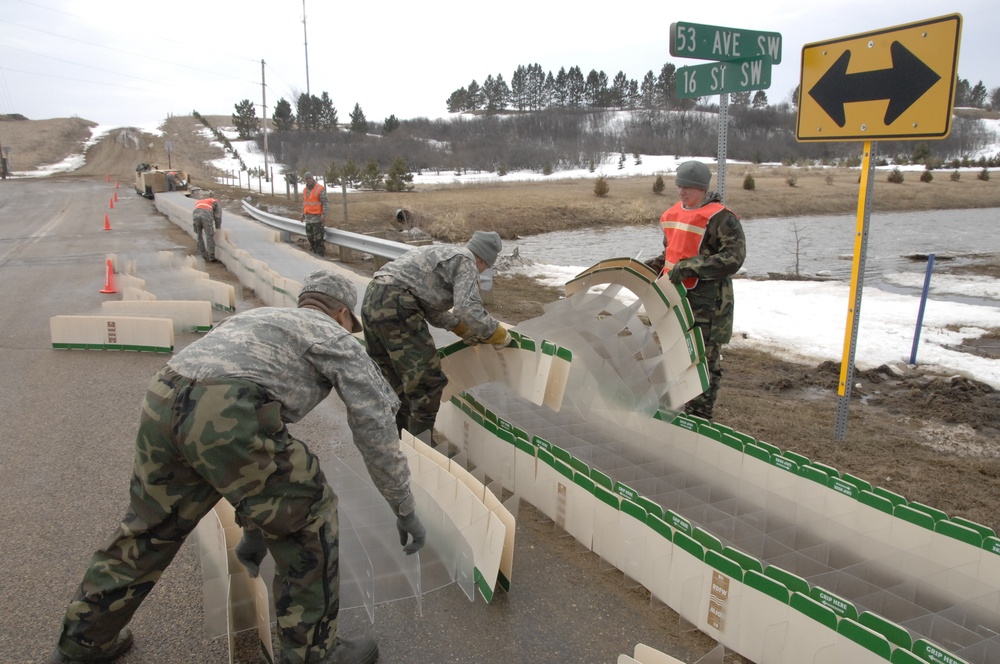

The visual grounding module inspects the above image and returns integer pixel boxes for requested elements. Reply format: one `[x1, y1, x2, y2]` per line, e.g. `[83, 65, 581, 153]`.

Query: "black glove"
[396, 511, 426, 555]
[235, 527, 268, 577]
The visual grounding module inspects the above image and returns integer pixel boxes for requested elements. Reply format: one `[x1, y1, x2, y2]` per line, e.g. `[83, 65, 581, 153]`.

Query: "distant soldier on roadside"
[191, 193, 222, 263]
[645, 161, 746, 421]
[301, 171, 329, 256]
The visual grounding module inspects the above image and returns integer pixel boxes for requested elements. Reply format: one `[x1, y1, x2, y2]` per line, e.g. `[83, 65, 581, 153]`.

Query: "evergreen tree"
[232, 99, 259, 139]
[340, 158, 361, 188]
[317, 92, 338, 130]
[640, 71, 657, 108]
[553, 67, 569, 107]
[567, 66, 585, 108]
[969, 81, 987, 109]
[610, 71, 629, 109]
[385, 156, 414, 192]
[730, 91, 751, 107]
[656, 63, 677, 108]
[383, 114, 401, 134]
[272, 98, 295, 132]
[954, 77, 971, 107]
[360, 159, 384, 190]
[511, 65, 528, 111]
[296, 93, 317, 131]
[349, 103, 368, 134]
[751, 90, 769, 108]
[466, 80, 482, 111]
[991, 87, 1000, 111]
[446, 87, 468, 113]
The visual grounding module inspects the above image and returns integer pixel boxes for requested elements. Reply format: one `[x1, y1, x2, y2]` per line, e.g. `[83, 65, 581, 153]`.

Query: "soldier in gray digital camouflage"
[362, 230, 513, 444]
[49, 270, 423, 664]
[645, 161, 746, 421]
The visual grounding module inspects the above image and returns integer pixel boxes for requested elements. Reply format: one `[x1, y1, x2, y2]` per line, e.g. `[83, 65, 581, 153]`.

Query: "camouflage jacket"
[167, 307, 410, 511]
[373, 244, 499, 339]
[647, 192, 746, 343]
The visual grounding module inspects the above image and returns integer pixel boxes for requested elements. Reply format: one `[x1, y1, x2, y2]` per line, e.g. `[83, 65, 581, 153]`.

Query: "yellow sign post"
[797, 14, 961, 142]
[795, 15, 962, 440]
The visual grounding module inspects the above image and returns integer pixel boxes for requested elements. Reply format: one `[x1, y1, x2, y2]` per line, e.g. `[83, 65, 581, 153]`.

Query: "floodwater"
[506, 207, 1000, 302]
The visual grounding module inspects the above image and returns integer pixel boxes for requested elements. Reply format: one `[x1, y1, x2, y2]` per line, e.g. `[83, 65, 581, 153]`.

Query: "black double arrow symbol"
[808, 42, 941, 128]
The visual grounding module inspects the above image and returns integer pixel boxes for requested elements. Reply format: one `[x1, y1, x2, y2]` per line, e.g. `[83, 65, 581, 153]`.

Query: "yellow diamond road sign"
[797, 14, 961, 142]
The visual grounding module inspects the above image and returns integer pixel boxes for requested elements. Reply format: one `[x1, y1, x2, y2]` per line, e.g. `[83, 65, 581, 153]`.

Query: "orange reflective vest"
[194, 198, 216, 211]
[303, 183, 324, 216]
[659, 201, 725, 289]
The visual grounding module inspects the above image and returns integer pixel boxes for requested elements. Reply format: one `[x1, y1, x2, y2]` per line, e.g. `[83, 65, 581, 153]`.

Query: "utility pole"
[261, 59, 269, 182]
[302, 0, 311, 96]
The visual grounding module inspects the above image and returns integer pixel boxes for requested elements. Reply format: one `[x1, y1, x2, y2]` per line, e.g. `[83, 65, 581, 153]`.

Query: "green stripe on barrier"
[842, 472, 873, 494]
[894, 504, 936, 530]
[692, 527, 722, 553]
[859, 490, 894, 515]
[983, 536, 1000, 556]
[745, 569, 789, 604]
[705, 549, 743, 581]
[744, 443, 770, 463]
[950, 516, 995, 539]
[764, 565, 810, 595]
[782, 450, 810, 467]
[790, 591, 838, 630]
[858, 610, 912, 650]
[591, 469, 613, 491]
[722, 546, 763, 574]
[836, 617, 891, 659]
[800, 465, 831, 486]
[664, 509, 691, 536]
[873, 486, 905, 506]
[935, 520, 983, 547]
[637, 496, 663, 520]
[594, 482, 619, 509]
[673, 530, 704, 561]
[907, 501, 947, 523]
[810, 586, 858, 620]
[514, 437, 535, 456]
[811, 461, 840, 479]
[621, 499, 646, 521]
[647, 513, 673, 541]
[911, 638, 970, 664]
[770, 455, 799, 474]
[831, 478, 858, 499]
[614, 482, 639, 503]
[721, 433, 744, 452]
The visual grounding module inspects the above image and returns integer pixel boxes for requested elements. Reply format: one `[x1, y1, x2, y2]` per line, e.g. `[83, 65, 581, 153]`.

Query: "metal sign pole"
[716, 93, 729, 203]
[834, 141, 875, 441]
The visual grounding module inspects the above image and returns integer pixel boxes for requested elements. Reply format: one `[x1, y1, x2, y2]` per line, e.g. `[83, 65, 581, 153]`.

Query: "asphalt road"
[0, 176, 722, 664]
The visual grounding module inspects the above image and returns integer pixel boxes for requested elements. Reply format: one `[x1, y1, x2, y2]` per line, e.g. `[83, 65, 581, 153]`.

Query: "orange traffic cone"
[106, 174, 110, 182]
[109, 197, 114, 210]
[102, 214, 112, 231]
[99, 259, 117, 293]
[113, 191, 119, 202]
[114, 180, 120, 189]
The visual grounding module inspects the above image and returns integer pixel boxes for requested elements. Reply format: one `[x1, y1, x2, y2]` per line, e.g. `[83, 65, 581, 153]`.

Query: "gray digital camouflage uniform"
[53, 306, 410, 664]
[647, 191, 746, 419]
[362, 244, 500, 437]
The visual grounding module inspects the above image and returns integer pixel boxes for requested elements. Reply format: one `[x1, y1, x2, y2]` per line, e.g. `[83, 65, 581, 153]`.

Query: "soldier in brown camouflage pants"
[50, 270, 424, 664]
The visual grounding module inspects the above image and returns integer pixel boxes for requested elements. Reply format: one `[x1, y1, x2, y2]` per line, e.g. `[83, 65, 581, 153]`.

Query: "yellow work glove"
[452, 322, 470, 338]
[485, 323, 514, 349]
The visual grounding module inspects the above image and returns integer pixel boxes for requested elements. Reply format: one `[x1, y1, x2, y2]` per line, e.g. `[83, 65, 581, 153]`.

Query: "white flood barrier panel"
[434, 257, 1000, 664]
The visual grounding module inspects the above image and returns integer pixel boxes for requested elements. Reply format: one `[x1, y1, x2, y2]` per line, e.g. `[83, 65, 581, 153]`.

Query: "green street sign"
[676, 57, 773, 98]
[670, 21, 782, 64]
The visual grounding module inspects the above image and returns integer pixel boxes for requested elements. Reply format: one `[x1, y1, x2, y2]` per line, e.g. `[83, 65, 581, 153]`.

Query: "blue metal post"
[909, 253, 936, 365]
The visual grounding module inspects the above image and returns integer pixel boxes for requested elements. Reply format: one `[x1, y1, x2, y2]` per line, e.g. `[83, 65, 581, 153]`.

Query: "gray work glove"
[235, 527, 268, 577]
[396, 511, 426, 555]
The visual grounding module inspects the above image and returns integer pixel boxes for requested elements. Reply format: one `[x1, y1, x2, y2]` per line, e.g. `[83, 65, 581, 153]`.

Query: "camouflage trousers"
[361, 281, 448, 437]
[683, 286, 734, 420]
[304, 216, 325, 255]
[192, 211, 217, 259]
[56, 367, 340, 664]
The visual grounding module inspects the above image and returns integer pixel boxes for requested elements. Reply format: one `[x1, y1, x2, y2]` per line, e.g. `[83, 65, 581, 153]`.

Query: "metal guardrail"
[241, 199, 413, 260]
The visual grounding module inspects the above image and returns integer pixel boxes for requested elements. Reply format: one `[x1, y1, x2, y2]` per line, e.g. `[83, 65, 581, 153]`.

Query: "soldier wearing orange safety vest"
[300, 172, 329, 256]
[646, 161, 746, 421]
[192, 195, 222, 263]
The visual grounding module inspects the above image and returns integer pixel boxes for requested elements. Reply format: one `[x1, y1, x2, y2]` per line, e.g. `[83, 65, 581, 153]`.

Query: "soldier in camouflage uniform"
[301, 171, 329, 256]
[191, 193, 222, 262]
[362, 231, 512, 442]
[50, 270, 424, 664]
[645, 161, 746, 421]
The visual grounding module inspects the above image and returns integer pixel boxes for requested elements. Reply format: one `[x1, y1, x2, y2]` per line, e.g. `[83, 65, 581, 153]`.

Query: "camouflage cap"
[466, 230, 502, 267]
[303, 171, 314, 181]
[300, 270, 362, 332]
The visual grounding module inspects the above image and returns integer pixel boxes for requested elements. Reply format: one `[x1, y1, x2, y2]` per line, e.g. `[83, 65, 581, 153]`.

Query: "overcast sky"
[0, 0, 994, 128]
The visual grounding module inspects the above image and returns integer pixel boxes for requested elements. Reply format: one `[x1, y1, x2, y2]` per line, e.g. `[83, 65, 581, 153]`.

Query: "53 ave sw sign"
[796, 14, 962, 141]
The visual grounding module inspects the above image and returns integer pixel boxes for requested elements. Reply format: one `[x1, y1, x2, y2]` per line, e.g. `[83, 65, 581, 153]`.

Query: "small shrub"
[978, 168, 990, 181]
[887, 167, 904, 184]
[785, 174, 797, 187]
[742, 173, 756, 190]
[825, 173, 834, 185]
[594, 175, 609, 197]
[920, 170, 933, 183]
[951, 170, 961, 181]
[652, 174, 665, 195]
